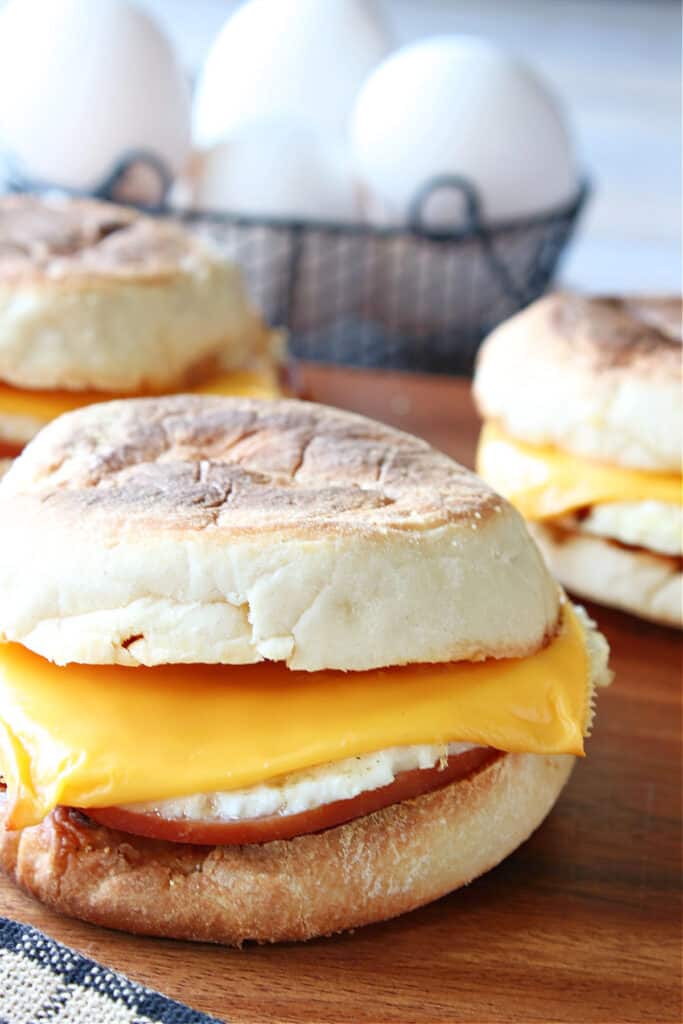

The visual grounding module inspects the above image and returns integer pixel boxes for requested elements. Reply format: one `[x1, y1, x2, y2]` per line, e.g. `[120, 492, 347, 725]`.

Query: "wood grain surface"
[1, 365, 681, 1024]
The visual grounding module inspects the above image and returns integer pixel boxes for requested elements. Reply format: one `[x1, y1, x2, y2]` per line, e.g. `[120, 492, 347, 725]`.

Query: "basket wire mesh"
[5, 152, 588, 375]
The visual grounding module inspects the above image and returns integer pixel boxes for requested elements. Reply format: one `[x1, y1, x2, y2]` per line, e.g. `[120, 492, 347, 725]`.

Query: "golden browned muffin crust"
[0, 194, 207, 284]
[0, 753, 574, 945]
[550, 293, 681, 377]
[8, 395, 502, 537]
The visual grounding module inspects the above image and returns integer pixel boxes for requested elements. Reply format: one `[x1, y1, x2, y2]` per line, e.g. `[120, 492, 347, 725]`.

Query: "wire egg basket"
[5, 151, 588, 375]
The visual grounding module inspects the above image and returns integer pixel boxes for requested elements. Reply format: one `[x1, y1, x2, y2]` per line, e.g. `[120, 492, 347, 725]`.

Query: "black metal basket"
[5, 152, 588, 375]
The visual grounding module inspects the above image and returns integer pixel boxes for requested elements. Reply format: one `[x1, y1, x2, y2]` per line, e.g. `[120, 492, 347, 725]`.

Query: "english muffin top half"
[0, 396, 561, 670]
[475, 292, 682, 472]
[0, 195, 272, 395]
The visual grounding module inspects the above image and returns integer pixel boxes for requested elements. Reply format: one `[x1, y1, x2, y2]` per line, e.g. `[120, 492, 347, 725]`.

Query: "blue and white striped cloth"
[0, 918, 224, 1024]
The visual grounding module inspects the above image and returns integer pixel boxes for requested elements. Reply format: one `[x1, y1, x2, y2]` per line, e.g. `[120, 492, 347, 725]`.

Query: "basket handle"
[94, 150, 173, 208]
[408, 174, 529, 305]
[408, 174, 482, 236]
[3, 149, 173, 210]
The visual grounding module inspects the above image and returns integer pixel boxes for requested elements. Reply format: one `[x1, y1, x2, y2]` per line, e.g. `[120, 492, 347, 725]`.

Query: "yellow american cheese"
[0, 364, 282, 425]
[190, 364, 283, 401]
[477, 422, 682, 521]
[0, 605, 590, 829]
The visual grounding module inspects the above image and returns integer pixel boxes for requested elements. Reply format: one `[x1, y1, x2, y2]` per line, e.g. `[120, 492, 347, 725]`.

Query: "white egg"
[195, 118, 360, 223]
[351, 36, 577, 227]
[193, 0, 390, 148]
[191, 118, 361, 327]
[0, 0, 190, 191]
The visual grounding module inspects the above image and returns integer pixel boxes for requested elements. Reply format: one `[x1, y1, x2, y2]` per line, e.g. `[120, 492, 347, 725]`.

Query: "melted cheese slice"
[477, 422, 682, 521]
[0, 605, 590, 829]
[0, 364, 282, 425]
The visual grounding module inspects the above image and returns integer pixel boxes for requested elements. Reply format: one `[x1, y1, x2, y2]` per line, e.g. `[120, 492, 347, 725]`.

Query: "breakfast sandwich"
[0, 396, 610, 944]
[0, 194, 282, 460]
[475, 293, 682, 628]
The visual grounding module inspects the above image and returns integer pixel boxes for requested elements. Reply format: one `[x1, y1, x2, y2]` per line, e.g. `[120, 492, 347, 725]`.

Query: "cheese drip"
[477, 422, 682, 521]
[0, 363, 282, 424]
[0, 604, 592, 830]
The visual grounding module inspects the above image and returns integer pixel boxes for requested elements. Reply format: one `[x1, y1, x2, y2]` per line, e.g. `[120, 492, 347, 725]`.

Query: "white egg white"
[567, 501, 682, 557]
[123, 742, 476, 823]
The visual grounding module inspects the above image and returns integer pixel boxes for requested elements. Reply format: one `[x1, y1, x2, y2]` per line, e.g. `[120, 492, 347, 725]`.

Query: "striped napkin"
[0, 918, 224, 1024]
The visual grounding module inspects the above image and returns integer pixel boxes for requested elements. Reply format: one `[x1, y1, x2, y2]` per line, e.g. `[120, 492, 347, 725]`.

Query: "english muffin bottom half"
[474, 292, 682, 628]
[0, 195, 284, 458]
[0, 397, 611, 944]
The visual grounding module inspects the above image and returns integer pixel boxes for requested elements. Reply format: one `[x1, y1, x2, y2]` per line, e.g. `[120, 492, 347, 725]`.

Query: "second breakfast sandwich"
[0, 397, 610, 944]
[0, 195, 281, 460]
[475, 293, 682, 628]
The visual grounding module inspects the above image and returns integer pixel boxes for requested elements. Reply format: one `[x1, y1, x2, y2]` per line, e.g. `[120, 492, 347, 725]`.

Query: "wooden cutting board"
[1, 365, 680, 1024]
